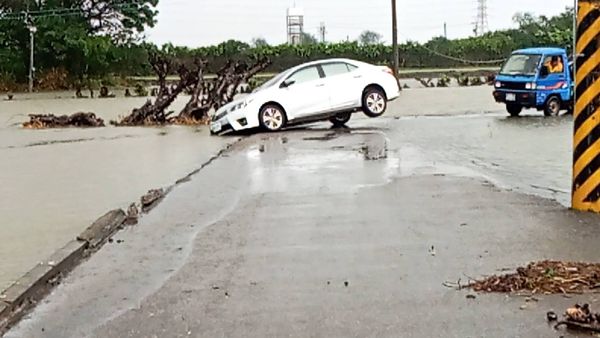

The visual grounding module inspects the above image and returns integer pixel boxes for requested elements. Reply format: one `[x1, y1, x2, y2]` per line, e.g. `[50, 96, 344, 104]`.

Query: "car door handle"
[354, 75, 362, 78]
[316, 84, 325, 87]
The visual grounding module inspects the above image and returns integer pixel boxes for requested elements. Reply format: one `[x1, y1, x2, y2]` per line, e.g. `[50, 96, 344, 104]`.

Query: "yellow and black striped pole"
[574, 0, 600, 211]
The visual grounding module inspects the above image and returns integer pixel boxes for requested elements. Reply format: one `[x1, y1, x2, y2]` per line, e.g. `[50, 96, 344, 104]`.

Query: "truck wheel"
[506, 104, 522, 117]
[544, 97, 561, 117]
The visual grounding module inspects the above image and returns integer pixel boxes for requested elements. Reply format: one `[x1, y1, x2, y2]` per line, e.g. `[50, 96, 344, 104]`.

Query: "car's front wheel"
[329, 112, 352, 127]
[544, 97, 561, 117]
[259, 104, 287, 132]
[362, 87, 387, 118]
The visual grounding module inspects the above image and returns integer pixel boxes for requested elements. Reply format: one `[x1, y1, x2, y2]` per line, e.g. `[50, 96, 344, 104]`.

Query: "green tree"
[358, 30, 383, 45]
[0, 0, 159, 84]
[252, 37, 269, 47]
[301, 33, 318, 45]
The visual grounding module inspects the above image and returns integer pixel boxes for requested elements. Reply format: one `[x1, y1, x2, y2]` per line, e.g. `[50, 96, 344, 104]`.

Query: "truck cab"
[493, 47, 573, 117]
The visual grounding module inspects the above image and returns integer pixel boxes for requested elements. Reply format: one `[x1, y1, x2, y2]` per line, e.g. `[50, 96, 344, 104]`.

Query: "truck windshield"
[500, 54, 542, 76]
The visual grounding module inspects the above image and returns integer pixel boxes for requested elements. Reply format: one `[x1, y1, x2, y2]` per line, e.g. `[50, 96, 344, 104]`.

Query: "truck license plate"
[506, 93, 516, 101]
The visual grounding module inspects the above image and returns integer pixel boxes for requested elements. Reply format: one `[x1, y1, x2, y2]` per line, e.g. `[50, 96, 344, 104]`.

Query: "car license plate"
[506, 93, 516, 101]
[210, 122, 221, 133]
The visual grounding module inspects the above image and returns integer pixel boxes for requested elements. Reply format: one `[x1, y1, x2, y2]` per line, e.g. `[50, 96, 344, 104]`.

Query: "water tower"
[287, 7, 304, 45]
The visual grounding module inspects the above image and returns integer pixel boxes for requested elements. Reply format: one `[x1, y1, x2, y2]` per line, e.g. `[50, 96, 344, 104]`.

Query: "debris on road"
[547, 311, 558, 321]
[466, 294, 476, 299]
[469, 261, 600, 294]
[141, 189, 164, 213]
[555, 304, 600, 333]
[23, 112, 105, 129]
[124, 203, 139, 225]
[524, 296, 539, 302]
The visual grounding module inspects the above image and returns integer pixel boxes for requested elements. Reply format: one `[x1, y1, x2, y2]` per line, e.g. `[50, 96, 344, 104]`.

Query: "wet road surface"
[0, 86, 498, 291]
[7, 116, 599, 338]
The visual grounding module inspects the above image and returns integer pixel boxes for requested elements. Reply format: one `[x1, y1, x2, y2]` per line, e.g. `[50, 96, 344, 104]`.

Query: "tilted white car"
[210, 58, 400, 134]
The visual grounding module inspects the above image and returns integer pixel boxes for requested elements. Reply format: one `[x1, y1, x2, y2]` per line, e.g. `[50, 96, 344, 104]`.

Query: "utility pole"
[26, 14, 36, 93]
[391, 0, 400, 89]
[444, 22, 447, 39]
[319, 22, 326, 43]
[573, 0, 600, 212]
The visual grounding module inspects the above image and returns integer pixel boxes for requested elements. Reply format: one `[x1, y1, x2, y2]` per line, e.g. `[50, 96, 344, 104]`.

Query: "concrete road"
[7, 117, 600, 338]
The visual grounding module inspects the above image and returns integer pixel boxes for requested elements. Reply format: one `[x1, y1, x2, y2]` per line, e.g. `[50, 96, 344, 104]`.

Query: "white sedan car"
[210, 58, 400, 134]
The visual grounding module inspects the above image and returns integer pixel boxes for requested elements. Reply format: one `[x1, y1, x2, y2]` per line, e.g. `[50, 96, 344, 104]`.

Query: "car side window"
[286, 66, 321, 85]
[322, 63, 351, 77]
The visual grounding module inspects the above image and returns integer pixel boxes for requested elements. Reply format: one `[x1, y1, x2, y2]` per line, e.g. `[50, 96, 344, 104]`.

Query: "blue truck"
[493, 47, 574, 117]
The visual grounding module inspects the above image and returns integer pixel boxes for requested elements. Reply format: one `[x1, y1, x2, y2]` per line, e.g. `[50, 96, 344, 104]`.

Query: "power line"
[419, 44, 505, 65]
[0, 3, 142, 21]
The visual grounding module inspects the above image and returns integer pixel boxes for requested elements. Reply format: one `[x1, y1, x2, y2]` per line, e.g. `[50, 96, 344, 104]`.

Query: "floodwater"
[365, 112, 573, 205]
[0, 92, 236, 290]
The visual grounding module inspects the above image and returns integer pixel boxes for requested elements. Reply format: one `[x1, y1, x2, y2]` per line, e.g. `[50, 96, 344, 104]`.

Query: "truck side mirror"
[540, 66, 549, 78]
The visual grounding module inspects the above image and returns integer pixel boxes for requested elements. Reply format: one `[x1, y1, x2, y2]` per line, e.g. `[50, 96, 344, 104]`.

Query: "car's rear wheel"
[544, 97, 561, 117]
[329, 112, 352, 127]
[362, 87, 387, 118]
[259, 104, 287, 132]
[506, 104, 522, 117]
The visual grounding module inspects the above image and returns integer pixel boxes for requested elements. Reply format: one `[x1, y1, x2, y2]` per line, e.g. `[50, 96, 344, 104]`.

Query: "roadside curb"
[0, 138, 243, 336]
[77, 209, 126, 249]
[0, 209, 126, 336]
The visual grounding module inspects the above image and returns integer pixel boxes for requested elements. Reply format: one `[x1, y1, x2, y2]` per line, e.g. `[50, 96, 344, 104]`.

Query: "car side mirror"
[280, 79, 295, 88]
[540, 66, 549, 78]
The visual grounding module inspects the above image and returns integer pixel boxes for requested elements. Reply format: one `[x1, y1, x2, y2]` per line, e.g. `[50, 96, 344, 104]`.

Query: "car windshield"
[253, 70, 291, 93]
[500, 54, 542, 76]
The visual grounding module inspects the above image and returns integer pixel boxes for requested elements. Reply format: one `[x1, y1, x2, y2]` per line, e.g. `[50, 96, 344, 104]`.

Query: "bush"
[0, 72, 19, 92]
[134, 83, 148, 96]
[36, 68, 70, 90]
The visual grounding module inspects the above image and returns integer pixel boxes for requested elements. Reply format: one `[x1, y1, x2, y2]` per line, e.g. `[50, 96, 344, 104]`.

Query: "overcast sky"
[147, 0, 572, 47]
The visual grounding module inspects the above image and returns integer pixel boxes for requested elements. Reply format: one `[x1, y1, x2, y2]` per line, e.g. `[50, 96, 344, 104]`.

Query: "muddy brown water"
[0, 93, 236, 290]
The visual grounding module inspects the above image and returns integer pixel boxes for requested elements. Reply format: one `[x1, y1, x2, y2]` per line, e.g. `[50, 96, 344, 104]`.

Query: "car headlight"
[525, 83, 537, 90]
[229, 99, 254, 113]
[213, 110, 227, 121]
[495, 81, 501, 88]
